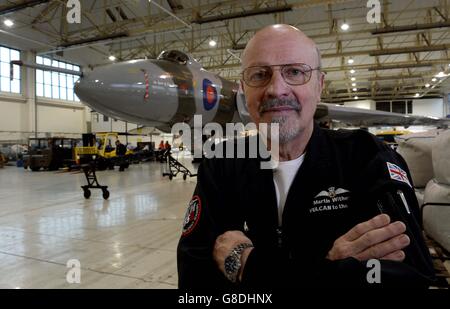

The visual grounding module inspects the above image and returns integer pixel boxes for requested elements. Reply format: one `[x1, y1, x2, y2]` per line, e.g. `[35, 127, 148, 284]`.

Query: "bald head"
[241, 24, 321, 70]
[239, 25, 324, 153]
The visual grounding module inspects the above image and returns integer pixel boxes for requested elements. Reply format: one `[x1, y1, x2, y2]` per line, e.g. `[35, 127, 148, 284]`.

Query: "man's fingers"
[355, 234, 410, 261]
[352, 221, 406, 253]
[216, 231, 246, 244]
[381, 250, 406, 262]
[343, 214, 391, 241]
[214, 230, 252, 252]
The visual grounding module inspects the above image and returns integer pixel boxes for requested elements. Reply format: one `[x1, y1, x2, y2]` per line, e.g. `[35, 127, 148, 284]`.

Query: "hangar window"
[376, 100, 412, 114]
[35, 56, 80, 102]
[376, 101, 390, 112]
[0, 46, 21, 94]
[407, 100, 412, 114]
[392, 101, 406, 114]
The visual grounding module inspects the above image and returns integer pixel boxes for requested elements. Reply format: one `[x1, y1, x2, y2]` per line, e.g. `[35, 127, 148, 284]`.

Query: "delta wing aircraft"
[75, 50, 240, 133]
[73, 50, 448, 130]
[12, 50, 449, 130]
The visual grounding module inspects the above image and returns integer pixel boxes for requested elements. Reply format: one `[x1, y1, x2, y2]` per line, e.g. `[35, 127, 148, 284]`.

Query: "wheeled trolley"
[162, 152, 197, 181]
[81, 162, 110, 200]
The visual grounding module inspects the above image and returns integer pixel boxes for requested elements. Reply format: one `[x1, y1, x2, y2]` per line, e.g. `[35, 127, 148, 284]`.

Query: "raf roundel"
[202, 79, 218, 111]
[182, 195, 202, 236]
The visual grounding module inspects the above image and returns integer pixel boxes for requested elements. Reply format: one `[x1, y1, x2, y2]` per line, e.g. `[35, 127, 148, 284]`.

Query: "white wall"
[412, 98, 444, 118]
[343, 99, 376, 110]
[37, 102, 85, 134]
[0, 94, 88, 141]
[343, 98, 444, 118]
[0, 50, 90, 143]
[446, 93, 450, 117]
[91, 113, 138, 133]
[0, 95, 29, 141]
[0, 97, 27, 132]
[90, 112, 164, 148]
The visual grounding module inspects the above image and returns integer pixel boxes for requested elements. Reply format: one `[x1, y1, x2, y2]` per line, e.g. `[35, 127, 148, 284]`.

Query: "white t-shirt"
[273, 154, 305, 225]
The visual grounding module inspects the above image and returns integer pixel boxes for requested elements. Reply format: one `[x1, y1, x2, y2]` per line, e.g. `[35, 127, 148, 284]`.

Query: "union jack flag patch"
[386, 162, 411, 188]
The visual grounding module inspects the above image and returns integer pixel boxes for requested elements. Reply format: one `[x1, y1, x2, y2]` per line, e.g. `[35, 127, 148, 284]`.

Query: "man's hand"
[327, 214, 410, 262]
[213, 231, 254, 280]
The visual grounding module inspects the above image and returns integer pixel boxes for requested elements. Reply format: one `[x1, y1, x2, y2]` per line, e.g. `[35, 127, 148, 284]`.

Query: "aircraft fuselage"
[75, 56, 238, 131]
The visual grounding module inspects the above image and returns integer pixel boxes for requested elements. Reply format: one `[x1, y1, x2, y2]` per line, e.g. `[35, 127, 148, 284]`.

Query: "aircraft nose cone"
[74, 60, 178, 126]
[74, 71, 103, 107]
[74, 62, 148, 120]
[74, 70, 117, 106]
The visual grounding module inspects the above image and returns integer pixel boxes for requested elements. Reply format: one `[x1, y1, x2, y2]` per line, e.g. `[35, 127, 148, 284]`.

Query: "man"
[158, 140, 165, 150]
[177, 24, 435, 288]
[115, 140, 127, 171]
[164, 140, 171, 151]
[115, 140, 127, 156]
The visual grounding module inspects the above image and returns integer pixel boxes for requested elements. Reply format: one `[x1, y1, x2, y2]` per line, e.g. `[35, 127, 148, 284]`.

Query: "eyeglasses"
[242, 63, 321, 88]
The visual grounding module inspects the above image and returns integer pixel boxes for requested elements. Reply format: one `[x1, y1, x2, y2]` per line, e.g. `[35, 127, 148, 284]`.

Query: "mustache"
[259, 98, 301, 114]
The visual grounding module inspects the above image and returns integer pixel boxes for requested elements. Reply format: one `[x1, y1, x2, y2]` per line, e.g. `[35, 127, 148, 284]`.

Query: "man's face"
[241, 34, 323, 144]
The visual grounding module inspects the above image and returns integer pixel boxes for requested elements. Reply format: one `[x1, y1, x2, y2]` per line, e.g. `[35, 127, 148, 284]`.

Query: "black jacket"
[177, 123, 435, 288]
[116, 143, 127, 156]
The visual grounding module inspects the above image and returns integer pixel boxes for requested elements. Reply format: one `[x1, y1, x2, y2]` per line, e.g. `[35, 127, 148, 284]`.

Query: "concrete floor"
[1, 157, 448, 289]
[0, 158, 197, 288]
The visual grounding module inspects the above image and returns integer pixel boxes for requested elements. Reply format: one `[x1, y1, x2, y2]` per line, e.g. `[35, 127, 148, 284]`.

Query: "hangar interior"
[0, 0, 449, 289]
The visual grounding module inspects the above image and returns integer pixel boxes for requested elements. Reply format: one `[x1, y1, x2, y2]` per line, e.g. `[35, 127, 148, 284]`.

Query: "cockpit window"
[157, 50, 189, 65]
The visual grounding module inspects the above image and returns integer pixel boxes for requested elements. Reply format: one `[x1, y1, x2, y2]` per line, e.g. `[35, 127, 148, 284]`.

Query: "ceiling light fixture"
[435, 71, 448, 78]
[4, 19, 14, 27]
[347, 58, 354, 64]
[209, 39, 217, 47]
[349, 69, 355, 74]
[341, 22, 349, 31]
[108, 55, 116, 61]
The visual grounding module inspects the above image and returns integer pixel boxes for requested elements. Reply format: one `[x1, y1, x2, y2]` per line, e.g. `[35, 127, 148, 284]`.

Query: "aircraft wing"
[127, 126, 166, 135]
[315, 103, 450, 127]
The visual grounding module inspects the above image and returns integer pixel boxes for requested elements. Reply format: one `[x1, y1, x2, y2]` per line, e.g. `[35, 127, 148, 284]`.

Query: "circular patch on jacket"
[182, 195, 202, 236]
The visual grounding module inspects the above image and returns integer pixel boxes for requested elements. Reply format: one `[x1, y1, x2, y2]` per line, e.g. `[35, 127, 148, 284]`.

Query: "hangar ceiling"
[1, 0, 450, 103]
